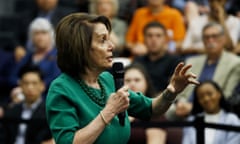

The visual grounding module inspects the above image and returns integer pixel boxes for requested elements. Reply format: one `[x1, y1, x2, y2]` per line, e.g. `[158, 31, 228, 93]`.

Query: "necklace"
[78, 78, 107, 107]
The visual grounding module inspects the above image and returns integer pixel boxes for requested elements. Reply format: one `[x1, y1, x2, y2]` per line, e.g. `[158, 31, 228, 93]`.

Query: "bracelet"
[100, 111, 109, 125]
[162, 89, 177, 103]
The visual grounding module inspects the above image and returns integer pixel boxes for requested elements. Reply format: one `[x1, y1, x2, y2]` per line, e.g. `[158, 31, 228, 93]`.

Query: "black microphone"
[112, 62, 125, 126]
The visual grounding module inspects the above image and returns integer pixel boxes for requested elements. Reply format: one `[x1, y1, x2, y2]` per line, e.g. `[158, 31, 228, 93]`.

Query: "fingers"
[186, 72, 200, 85]
[180, 64, 192, 76]
[188, 78, 200, 85]
[174, 62, 184, 76]
[174, 62, 194, 76]
[115, 85, 130, 108]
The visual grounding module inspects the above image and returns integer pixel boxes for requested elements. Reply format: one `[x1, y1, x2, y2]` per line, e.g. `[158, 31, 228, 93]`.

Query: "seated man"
[166, 22, 240, 120]
[2, 65, 53, 144]
[126, 0, 186, 56]
[133, 21, 182, 93]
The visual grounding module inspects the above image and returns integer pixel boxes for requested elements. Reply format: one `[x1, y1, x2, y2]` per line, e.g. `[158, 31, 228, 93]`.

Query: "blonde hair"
[89, 0, 119, 17]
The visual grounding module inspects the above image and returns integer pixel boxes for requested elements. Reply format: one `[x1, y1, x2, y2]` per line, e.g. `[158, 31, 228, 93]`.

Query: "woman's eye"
[101, 37, 107, 43]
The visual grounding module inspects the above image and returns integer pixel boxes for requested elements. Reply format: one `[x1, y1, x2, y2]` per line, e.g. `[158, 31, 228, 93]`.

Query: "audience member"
[124, 63, 166, 144]
[16, 0, 76, 48]
[89, 0, 127, 56]
[166, 22, 240, 120]
[125, 63, 184, 144]
[181, 0, 240, 55]
[9, 18, 60, 98]
[126, 0, 186, 56]
[1, 65, 53, 144]
[133, 21, 181, 92]
[182, 80, 240, 144]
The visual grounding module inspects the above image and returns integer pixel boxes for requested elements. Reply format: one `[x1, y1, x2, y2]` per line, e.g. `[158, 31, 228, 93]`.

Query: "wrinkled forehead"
[93, 23, 109, 36]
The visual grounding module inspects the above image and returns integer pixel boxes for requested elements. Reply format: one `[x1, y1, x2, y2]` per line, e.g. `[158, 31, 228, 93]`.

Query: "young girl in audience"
[124, 63, 166, 144]
[182, 80, 240, 144]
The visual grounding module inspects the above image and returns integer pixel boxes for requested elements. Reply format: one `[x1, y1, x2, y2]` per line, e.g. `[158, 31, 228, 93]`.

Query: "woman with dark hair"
[124, 63, 166, 144]
[124, 63, 156, 98]
[182, 80, 240, 144]
[46, 13, 198, 144]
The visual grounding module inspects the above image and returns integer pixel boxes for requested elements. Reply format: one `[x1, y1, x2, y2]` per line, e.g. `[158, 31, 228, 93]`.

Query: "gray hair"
[28, 18, 55, 44]
[89, 0, 119, 17]
[202, 22, 225, 35]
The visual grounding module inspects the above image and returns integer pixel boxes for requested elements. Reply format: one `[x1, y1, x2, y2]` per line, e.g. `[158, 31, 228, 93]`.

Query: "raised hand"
[168, 62, 199, 94]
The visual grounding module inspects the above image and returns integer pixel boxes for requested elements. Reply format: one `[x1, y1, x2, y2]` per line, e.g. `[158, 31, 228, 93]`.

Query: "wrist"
[162, 88, 177, 103]
[101, 108, 115, 124]
[100, 111, 109, 125]
[167, 84, 176, 94]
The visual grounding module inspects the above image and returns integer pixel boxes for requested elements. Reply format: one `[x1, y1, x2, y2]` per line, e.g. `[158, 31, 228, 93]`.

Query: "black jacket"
[2, 101, 52, 144]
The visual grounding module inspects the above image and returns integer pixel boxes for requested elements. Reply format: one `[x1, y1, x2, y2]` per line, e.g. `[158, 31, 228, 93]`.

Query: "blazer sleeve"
[223, 59, 240, 99]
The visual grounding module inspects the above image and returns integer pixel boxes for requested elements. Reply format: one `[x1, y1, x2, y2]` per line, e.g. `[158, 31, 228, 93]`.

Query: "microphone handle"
[115, 78, 125, 126]
[118, 112, 125, 126]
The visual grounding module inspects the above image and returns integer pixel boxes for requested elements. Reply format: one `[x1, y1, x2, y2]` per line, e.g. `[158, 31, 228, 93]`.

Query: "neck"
[149, 4, 163, 14]
[149, 50, 165, 61]
[36, 46, 52, 55]
[206, 108, 221, 115]
[207, 52, 222, 65]
[209, 13, 227, 22]
[25, 98, 40, 108]
[82, 69, 101, 88]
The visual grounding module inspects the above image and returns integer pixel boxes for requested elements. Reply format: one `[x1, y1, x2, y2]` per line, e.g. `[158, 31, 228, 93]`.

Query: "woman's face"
[90, 23, 114, 71]
[96, 0, 114, 18]
[196, 83, 221, 114]
[32, 30, 52, 50]
[124, 68, 147, 94]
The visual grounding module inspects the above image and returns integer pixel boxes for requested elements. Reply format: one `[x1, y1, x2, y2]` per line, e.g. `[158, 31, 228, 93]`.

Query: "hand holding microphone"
[101, 62, 129, 126]
[103, 85, 130, 125]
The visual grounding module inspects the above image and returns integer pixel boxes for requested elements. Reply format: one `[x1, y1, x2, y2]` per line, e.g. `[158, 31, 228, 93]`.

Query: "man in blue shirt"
[166, 22, 240, 120]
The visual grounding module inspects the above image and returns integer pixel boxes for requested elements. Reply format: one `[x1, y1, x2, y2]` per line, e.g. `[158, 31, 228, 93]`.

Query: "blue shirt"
[189, 60, 218, 101]
[198, 60, 218, 82]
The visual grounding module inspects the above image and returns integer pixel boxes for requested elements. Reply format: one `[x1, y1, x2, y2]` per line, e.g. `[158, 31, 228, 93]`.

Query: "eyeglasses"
[202, 33, 223, 40]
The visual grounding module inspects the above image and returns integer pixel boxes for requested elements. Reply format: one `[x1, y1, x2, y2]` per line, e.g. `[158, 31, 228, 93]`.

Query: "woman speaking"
[46, 13, 199, 144]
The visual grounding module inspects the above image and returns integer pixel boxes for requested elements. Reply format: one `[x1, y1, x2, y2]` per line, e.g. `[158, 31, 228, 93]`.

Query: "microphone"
[112, 62, 125, 126]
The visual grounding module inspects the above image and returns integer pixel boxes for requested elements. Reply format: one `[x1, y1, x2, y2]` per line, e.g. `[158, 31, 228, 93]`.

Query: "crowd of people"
[0, 0, 240, 144]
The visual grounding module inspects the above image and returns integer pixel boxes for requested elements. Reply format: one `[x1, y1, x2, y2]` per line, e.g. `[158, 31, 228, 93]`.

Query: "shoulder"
[221, 52, 240, 68]
[133, 56, 148, 63]
[162, 5, 182, 16]
[134, 7, 149, 16]
[226, 15, 240, 23]
[223, 51, 240, 61]
[166, 54, 182, 62]
[47, 73, 78, 99]
[99, 71, 113, 80]
[49, 73, 75, 87]
[112, 18, 127, 26]
[222, 111, 240, 125]
[186, 54, 206, 63]
[99, 71, 114, 88]
[4, 103, 22, 117]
